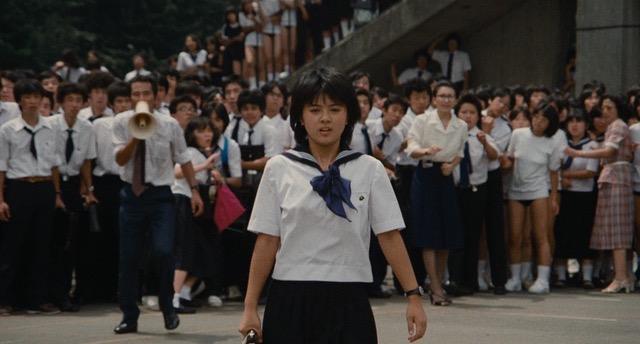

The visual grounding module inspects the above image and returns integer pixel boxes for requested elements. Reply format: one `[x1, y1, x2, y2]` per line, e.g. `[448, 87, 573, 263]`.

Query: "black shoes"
[114, 322, 138, 334]
[164, 311, 180, 330]
[59, 300, 79, 313]
[176, 303, 196, 314]
[444, 282, 474, 297]
[493, 285, 507, 295]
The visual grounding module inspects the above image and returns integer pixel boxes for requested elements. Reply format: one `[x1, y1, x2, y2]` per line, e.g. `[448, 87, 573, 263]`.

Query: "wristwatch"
[404, 286, 424, 298]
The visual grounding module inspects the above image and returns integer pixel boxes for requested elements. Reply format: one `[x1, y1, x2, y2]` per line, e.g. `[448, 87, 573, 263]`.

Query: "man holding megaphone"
[111, 75, 203, 334]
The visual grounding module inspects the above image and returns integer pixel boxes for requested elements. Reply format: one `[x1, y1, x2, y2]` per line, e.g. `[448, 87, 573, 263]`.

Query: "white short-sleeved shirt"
[453, 127, 497, 186]
[260, 0, 282, 35]
[369, 118, 403, 166]
[561, 139, 599, 192]
[235, 117, 278, 158]
[0, 102, 21, 127]
[548, 130, 569, 190]
[52, 115, 97, 177]
[172, 147, 211, 197]
[124, 68, 152, 82]
[0, 115, 62, 178]
[280, 0, 297, 26]
[406, 111, 467, 163]
[484, 112, 512, 171]
[350, 122, 374, 155]
[507, 128, 562, 200]
[397, 67, 431, 86]
[112, 110, 191, 186]
[265, 114, 294, 153]
[92, 116, 119, 176]
[240, 12, 263, 47]
[78, 106, 114, 122]
[629, 123, 640, 192]
[217, 135, 243, 178]
[56, 67, 87, 83]
[248, 151, 405, 282]
[396, 107, 422, 166]
[432, 50, 471, 84]
[177, 50, 208, 76]
[366, 107, 382, 121]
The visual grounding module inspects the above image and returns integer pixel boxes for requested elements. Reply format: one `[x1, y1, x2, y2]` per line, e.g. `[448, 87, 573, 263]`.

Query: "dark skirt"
[554, 190, 598, 259]
[410, 163, 463, 250]
[263, 280, 377, 344]
[173, 193, 219, 278]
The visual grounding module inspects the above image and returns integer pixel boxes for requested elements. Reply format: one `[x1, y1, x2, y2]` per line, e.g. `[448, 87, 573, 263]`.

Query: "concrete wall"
[575, 0, 640, 96]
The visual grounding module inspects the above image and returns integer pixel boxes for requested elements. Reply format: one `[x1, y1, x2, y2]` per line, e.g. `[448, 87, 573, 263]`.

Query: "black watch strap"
[404, 286, 424, 298]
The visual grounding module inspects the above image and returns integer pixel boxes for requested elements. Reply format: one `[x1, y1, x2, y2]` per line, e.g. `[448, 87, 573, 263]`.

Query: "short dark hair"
[42, 91, 54, 110]
[600, 94, 629, 122]
[578, 87, 601, 111]
[176, 80, 203, 98]
[509, 105, 532, 122]
[184, 34, 201, 51]
[525, 84, 550, 105]
[169, 95, 197, 114]
[454, 94, 483, 128]
[184, 116, 219, 149]
[202, 103, 230, 132]
[372, 86, 388, 100]
[403, 77, 431, 98]
[289, 67, 360, 149]
[533, 100, 560, 138]
[107, 81, 131, 105]
[354, 87, 372, 107]
[14, 78, 44, 101]
[261, 80, 290, 102]
[222, 74, 249, 92]
[82, 71, 114, 92]
[130, 74, 158, 96]
[237, 89, 266, 112]
[60, 49, 81, 68]
[38, 70, 62, 83]
[383, 94, 409, 113]
[56, 82, 88, 103]
[433, 80, 457, 98]
[349, 70, 372, 87]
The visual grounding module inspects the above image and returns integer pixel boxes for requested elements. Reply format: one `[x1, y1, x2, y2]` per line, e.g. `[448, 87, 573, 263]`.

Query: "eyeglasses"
[177, 106, 197, 113]
[436, 95, 456, 100]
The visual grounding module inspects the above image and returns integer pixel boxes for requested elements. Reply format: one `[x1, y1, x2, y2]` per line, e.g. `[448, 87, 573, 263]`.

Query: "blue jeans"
[118, 185, 175, 323]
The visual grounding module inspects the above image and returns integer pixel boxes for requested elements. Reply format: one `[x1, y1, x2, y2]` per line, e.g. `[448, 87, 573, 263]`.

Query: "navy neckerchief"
[562, 136, 591, 170]
[282, 145, 362, 221]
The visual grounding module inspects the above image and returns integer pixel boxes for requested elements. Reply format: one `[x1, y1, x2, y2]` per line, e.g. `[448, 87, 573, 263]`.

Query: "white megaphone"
[128, 101, 157, 139]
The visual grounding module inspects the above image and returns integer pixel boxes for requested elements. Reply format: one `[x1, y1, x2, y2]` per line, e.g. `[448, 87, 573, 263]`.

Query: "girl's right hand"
[205, 151, 220, 169]
[239, 311, 262, 343]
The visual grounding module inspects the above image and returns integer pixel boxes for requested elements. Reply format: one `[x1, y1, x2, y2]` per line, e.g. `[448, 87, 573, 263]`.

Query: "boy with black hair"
[78, 71, 115, 121]
[108, 81, 132, 115]
[175, 81, 203, 112]
[0, 79, 64, 315]
[370, 94, 409, 172]
[222, 75, 250, 138]
[170, 95, 198, 131]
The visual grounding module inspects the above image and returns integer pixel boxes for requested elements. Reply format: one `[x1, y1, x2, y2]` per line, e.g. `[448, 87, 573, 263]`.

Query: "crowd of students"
[1, 47, 640, 322]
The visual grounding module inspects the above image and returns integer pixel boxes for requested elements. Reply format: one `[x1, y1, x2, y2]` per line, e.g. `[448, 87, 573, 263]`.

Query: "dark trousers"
[484, 169, 507, 287]
[49, 176, 83, 305]
[449, 184, 488, 290]
[118, 184, 175, 323]
[0, 180, 55, 306]
[76, 174, 122, 303]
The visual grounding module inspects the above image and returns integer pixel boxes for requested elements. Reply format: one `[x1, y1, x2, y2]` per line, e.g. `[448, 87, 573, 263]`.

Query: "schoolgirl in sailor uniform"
[450, 94, 498, 292]
[405, 80, 467, 306]
[238, 68, 426, 343]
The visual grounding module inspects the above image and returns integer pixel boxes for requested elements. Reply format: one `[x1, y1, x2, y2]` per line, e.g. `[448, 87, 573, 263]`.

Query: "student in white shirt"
[504, 101, 562, 294]
[369, 94, 407, 173]
[406, 80, 467, 306]
[238, 67, 426, 343]
[177, 34, 208, 78]
[204, 104, 242, 189]
[78, 72, 115, 122]
[0, 79, 64, 315]
[428, 34, 471, 93]
[448, 94, 498, 295]
[261, 81, 294, 153]
[351, 88, 374, 155]
[0, 100, 20, 127]
[223, 75, 250, 139]
[554, 112, 599, 288]
[240, 0, 266, 88]
[124, 54, 152, 82]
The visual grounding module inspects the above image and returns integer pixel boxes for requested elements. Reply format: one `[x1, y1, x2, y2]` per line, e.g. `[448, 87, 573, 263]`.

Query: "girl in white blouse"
[504, 101, 562, 294]
[238, 68, 426, 343]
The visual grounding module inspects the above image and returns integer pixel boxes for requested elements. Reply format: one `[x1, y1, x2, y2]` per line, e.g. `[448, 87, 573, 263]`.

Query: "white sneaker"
[142, 295, 160, 311]
[227, 285, 243, 300]
[478, 277, 489, 291]
[528, 279, 550, 294]
[505, 277, 522, 292]
[208, 295, 223, 308]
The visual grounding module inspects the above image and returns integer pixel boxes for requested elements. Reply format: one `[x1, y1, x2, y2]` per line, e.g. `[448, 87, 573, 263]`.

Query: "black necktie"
[459, 141, 472, 187]
[446, 52, 454, 80]
[231, 116, 242, 142]
[247, 129, 254, 145]
[418, 70, 423, 79]
[378, 133, 388, 150]
[65, 129, 74, 163]
[361, 126, 373, 155]
[24, 127, 37, 160]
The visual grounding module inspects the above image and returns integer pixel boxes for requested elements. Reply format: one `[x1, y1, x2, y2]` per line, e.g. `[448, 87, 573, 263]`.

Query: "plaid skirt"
[590, 183, 634, 250]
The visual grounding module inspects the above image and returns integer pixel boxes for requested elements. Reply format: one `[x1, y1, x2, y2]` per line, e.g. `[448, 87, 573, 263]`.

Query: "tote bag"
[214, 181, 246, 233]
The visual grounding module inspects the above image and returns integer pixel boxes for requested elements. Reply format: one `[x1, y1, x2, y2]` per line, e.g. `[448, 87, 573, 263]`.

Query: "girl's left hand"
[564, 147, 579, 158]
[441, 163, 454, 176]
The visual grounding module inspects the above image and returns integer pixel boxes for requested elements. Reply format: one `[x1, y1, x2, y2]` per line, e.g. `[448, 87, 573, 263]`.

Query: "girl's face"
[531, 112, 550, 136]
[209, 113, 225, 133]
[41, 77, 60, 94]
[227, 12, 238, 24]
[194, 126, 214, 149]
[185, 36, 197, 51]
[592, 115, 607, 134]
[39, 97, 52, 117]
[509, 112, 530, 129]
[457, 103, 479, 130]
[566, 118, 586, 139]
[372, 93, 386, 110]
[353, 77, 370, 92]
[301, 93, 348, 151]
[433, 86, 456, 114]
[601, 98, 619, 124]
[265, 86, 284, 115]
[515, 94, 525, 107]
[583, 92, 599, 113]
[529, 91, 546, 109]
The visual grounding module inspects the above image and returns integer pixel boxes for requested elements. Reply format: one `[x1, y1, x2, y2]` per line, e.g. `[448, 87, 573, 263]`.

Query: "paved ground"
[1, 288, 639, 344]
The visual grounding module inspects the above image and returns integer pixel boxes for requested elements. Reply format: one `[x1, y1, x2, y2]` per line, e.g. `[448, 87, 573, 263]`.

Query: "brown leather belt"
[13, 176, 53, 183]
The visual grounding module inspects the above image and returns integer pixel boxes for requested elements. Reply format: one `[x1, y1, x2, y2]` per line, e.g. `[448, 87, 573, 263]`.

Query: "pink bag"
[213, 182, 245, 233]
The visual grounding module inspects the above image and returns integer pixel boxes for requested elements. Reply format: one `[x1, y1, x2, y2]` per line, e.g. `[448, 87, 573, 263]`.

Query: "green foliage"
[0, 0, 235, 78]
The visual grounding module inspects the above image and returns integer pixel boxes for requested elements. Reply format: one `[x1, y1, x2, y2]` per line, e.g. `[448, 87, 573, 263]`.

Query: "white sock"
[323, 37, 331, 50]
[332, 31, 340, 44]
[340, 19, 350, 37]
[179, 286, 192, 301]
[478, 260, 486, 276]
[509, 264, 522, 281]
[556, 264, 567, 281]
[521, 262, 532, 281]
[537, 265, 550, 284]
[172, 293, 181, 308]
[583, 264, 593, 281]
[443, 267, 450, 283]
